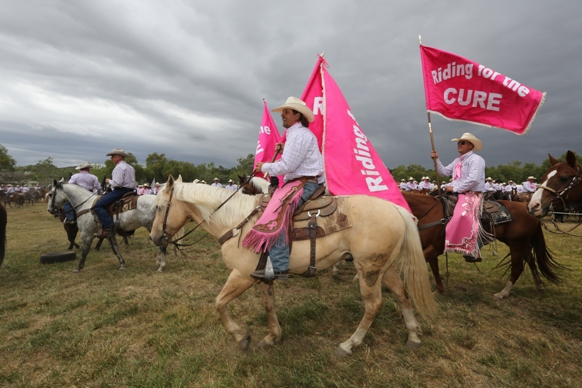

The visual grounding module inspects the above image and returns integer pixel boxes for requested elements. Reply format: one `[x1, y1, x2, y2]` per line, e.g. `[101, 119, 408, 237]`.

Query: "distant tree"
[145, 152, 168, 182]
[32, 157, 61, 186]
[0, 144, 16, 171]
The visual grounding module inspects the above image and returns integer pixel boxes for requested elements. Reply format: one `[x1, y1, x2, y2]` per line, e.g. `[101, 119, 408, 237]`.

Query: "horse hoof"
[334, 346, 352, 358]
[72, 268, 80, 273]
[238, 333, 251, 351]
[406, 339, 421, 349]
[119, 265, 125, 270]
[493, 292, 506, 300]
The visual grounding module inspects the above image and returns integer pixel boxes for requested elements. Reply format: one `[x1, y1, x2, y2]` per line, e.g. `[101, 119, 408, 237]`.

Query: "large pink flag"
[254, 100, 282, 180]
[300, 56, 411, 212]
[420, 45, 546, 135]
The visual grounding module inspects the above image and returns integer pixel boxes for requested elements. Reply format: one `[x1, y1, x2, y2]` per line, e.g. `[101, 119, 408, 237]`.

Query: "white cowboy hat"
[106, 148, 128, 157]
[228, 179, 233, 183]
[272, 96, 315, 123]
[486, 177, 492, 181]
[423, 176, 429, 180]
[400, 179, 405, 182]
[143, 183, 149, 187]
[408, 177, 414, 181]
[75, 162, 92, 170]
[527, 176, 536, 180]
[214, 177, 219, 181]
[193, 179, 200, 183]
[451, 132, 482, 151]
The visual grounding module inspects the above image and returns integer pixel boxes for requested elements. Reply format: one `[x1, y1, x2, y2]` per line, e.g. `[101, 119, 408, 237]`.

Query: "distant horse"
[0, 202, 6, 265]
[47, 181, 168, 272]
[528, 150, 582, 217]
[150, 175, 437, 356]
[404, 193, 562, 299]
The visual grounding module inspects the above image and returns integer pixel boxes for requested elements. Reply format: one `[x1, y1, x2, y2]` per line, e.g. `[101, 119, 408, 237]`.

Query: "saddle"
[81, 192, 140, 220]
[439, 195, 513, 229]
[220, 185, 353, 278]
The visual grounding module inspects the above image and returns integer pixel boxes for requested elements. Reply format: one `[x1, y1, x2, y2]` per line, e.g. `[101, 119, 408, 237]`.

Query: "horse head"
[46, 179, 66, 216]
[528, 150, 582, 217]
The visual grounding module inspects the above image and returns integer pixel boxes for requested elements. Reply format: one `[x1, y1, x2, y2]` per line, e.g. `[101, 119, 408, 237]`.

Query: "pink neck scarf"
[453, 155, 463, 181]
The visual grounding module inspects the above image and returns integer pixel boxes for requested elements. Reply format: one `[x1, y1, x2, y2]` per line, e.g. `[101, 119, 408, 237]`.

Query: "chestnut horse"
[404, 193, 561, 299]
[150, 175, 437, 356]
[528, 150, 582, 217]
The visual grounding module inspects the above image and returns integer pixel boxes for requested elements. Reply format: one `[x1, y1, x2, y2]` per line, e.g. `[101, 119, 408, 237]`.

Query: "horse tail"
[0, 203, 6, 265]
[529, 221, 562, 284]
[395, 206, 437, 320]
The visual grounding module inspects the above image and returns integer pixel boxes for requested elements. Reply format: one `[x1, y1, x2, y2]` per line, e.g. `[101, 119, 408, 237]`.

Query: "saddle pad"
[293, 196, 337, 221]
[484, 200, 513, 225]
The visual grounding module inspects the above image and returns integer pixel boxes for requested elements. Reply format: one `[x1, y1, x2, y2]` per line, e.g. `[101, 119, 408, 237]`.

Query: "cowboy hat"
[451, 132, 482, 151]
[106, 148, 128, 157]
[527, 176, 536, 180]
[214, 177, 219, 181]
[486, 177, 492, 181]
[228, 179, 233, 183]
[272, 97, 315, 123]
[400, 179, 405, 182]
[408, 177, 414, 181]
[75, 162, 92, 170]
[193, 179, 200, 183]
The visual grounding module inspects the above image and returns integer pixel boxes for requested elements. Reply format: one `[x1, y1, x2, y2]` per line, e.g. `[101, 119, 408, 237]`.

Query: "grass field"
[1, 203, 581, 387]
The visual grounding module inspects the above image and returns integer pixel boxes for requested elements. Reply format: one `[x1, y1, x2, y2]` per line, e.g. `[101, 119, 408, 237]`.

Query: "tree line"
[0, 144, 580, 187]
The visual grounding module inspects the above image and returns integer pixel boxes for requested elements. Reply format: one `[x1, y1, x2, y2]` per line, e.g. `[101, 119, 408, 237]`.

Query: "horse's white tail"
[395, 206, 437, 321]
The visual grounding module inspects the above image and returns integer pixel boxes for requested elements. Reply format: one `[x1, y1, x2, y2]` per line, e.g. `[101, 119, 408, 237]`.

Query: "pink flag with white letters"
[300, 56, 411, 212]
[420, 45, 546, 135]
[254, 100, 282, 180]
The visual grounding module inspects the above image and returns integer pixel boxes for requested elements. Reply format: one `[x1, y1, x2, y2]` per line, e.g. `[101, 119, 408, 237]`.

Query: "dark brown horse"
[404, 193, 561, 298]
[0, 202, 6, 265]
[528, 150, 582, 217]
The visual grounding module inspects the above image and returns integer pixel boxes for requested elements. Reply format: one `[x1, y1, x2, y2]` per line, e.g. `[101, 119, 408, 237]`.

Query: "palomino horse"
[528, 150, 582, 217]
[0, 202, 6, 266]
[404, 193, 562, 299]
[150, 175, 437, 356]
[47, 181, 169, 272]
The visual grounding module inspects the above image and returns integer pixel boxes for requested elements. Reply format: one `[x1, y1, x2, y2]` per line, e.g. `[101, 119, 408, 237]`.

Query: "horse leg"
[215, 270, 256, 351]
[382, 267, 423, 348]
[257, 281, 282, 348]
[94, 237, 104, 251]
[156, 246, 167, 272]
[74, 234, 95, 273]
[493, 241, 527, 300]
[335, 266, 385, 357]
[427, 257, 445, 295]
[107, 234, 126, 270]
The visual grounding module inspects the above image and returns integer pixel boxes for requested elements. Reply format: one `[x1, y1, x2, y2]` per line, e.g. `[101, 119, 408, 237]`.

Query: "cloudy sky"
[0, 0, 580, 173]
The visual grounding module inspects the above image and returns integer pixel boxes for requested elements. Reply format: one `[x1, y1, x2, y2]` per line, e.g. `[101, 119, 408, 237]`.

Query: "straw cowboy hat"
[75, 162, 92, 170]
[527, 176, 536, 180]
[486, 177, 493, 181]
[228, 179, 234, 183]
[272, 97, 315, 123]
[408, 177, 414, 181]
[106, 148, 128, 157]
[214, 177, 219, 181]
[451, 132, 482, 151]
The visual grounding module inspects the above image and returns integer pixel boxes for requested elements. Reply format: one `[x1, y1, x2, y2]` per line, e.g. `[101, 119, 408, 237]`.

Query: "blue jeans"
[269, 180, 321, 272]
[63, 202, 75, 221]
[92, 187, 134, 229]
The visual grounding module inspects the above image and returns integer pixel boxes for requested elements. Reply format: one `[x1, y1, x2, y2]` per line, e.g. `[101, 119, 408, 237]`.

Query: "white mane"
[174, 182, 257, 227]
[249, 177, 270, 194]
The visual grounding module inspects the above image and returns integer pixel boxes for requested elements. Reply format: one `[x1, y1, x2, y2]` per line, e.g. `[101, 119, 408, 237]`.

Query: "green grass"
[1, 204, 581, 387]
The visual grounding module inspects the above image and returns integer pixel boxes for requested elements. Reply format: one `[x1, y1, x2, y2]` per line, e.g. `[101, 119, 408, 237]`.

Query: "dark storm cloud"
[0, 0, 580, 175]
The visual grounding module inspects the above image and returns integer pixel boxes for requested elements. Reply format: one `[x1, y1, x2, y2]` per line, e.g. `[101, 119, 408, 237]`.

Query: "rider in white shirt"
[521, 176, 537, 193]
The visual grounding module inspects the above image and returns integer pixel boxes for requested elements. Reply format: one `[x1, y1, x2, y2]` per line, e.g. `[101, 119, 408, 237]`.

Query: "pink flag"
[300, 56, 411, 212]
[254, 100, 282, 180]
[420, 45, 546, 135]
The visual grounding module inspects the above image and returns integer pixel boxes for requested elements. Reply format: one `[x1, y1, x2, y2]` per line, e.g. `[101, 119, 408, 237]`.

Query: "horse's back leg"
[493, 238, 528, 300]
[381, 267, 423, 348]
[215, 270, 256, 351]
[75, 233, 96, 273]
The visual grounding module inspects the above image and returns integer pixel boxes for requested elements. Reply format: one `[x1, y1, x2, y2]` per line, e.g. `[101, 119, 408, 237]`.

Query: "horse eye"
[559, 176, 570, 182]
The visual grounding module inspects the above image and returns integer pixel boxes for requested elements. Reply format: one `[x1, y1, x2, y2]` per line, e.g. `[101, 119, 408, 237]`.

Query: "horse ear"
[166, 174, 175, 189]
[549, 154, 559, 166]
[566, 150, 577, 168]
[176, 175, 183, 183]
[53, 179, 58, 186]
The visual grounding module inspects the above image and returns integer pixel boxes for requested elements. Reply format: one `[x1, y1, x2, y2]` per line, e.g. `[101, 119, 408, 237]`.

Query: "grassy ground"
[1, 203, 581, 387]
